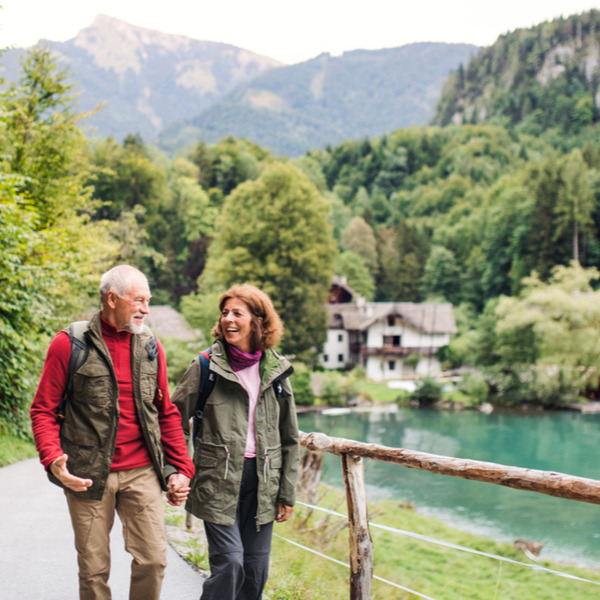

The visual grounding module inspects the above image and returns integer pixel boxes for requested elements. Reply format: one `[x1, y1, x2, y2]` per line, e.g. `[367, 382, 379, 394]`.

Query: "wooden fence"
[299, 430, 600, 600]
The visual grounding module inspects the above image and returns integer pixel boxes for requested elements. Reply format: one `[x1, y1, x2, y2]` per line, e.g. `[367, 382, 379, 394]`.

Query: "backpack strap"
[57, 320, 90, 424]
[271, 365, 294, 400]
[192, 348, 216, 442]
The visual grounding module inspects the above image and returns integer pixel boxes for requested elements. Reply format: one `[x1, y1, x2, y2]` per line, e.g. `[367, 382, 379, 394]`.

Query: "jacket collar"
[209, 340, 293, 389]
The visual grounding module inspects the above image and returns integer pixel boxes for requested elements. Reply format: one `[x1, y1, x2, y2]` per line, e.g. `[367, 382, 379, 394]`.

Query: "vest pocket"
[140, 363, 158, 403]
[60, 424, 97, 471]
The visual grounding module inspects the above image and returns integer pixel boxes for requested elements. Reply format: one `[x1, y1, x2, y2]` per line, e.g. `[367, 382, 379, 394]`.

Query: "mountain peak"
[73, 14, 282, 75]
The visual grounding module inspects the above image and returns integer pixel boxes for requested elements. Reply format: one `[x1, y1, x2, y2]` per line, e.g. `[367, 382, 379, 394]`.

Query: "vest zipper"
[224, 446, 230, 480]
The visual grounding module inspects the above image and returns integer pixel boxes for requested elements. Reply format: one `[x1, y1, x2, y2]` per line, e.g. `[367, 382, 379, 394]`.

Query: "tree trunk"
[574, 217, 579, 263]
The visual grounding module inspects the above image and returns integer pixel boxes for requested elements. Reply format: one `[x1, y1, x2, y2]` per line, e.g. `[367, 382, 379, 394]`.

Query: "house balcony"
[360, 346, 436, 357]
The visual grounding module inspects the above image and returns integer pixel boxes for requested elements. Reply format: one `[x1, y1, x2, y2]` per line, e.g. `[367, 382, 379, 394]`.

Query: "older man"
[30, 265, 195, 600]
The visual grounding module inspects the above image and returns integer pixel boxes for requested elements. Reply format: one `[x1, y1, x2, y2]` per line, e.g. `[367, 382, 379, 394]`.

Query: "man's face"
[109, 278, 151, 334]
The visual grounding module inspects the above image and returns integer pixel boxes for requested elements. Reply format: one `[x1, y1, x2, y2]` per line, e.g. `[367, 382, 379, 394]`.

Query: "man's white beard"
[124, 314, 145, 334]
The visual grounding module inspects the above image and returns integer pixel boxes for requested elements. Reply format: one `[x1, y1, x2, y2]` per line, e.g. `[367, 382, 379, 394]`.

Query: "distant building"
[328, 275, 356, 304]
[320, 298, 457, 381]
[145, 306, 200, 342]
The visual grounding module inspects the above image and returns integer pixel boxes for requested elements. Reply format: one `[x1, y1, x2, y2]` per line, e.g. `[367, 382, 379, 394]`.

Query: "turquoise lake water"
[297, 407, 600, 567]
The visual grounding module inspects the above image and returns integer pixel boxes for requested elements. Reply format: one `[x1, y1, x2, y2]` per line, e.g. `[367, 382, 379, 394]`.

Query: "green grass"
[0, 432, 37, 468]
[264, 486, 600, 600]
[355, 381, 405, 403]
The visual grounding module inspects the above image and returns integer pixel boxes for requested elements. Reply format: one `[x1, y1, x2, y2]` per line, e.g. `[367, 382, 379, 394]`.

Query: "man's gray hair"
[99, 265, 149, 305]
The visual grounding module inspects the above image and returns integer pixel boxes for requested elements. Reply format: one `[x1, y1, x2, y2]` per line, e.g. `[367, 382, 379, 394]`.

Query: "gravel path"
[0, 458, 204, 600]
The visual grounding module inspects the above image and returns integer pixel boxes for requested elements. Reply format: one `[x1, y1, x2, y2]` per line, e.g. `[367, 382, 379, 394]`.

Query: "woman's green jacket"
[172, 341, 300, 526]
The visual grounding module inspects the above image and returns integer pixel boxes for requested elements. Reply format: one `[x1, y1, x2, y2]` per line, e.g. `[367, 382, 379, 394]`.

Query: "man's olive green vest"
[49, 311, 176, 500]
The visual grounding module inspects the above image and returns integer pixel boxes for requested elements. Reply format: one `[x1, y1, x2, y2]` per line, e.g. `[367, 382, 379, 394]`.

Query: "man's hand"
[50, 454, 93, 492]
[166, 473, 191, 507]
[276, 503, 293, 523]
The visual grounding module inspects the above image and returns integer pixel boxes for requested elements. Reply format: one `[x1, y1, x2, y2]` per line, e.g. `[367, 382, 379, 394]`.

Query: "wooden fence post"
[341, 453, 373, 600]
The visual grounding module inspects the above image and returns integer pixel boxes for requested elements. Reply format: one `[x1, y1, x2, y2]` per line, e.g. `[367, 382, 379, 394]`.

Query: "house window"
[338, 334, 343, 342]
[388, 361, 396, 370]
[387, 316, 395, 326]
[383, 335, 401, 347]
[338, 354, 344, 362]
[323, 355, 329, 362]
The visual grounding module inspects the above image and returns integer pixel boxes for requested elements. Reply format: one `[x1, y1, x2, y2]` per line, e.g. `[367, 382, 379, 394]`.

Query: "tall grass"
[264, 486, 600, 600]
[0, 432, 37, 468]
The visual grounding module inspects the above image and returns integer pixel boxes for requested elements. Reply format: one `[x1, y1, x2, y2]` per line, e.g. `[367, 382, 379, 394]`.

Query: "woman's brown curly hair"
[211, 284, 284, 351]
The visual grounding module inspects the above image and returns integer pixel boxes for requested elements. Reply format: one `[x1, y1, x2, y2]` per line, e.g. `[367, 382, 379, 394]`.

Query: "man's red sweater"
[30, 316, 194, 479]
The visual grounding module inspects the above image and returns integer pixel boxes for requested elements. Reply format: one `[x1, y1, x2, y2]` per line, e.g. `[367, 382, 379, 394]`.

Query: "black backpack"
[192, 349, 216, 443]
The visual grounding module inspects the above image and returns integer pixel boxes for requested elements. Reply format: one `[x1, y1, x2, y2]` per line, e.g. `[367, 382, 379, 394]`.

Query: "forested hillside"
[159, 43, 477, 156]
[6, 11, 600, 437]
[434, 10, 599, 141]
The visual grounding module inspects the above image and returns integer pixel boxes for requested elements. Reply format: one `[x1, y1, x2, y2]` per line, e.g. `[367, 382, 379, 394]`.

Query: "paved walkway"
[0, 458, 204, 600]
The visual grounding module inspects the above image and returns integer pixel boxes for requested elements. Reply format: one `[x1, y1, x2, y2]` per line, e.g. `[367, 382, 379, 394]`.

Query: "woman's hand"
[166, 473, 191, 506]
[276, 503, 293, 523]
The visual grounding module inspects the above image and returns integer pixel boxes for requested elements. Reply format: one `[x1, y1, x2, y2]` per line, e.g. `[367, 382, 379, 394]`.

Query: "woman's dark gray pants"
[200, 458, 273, 600]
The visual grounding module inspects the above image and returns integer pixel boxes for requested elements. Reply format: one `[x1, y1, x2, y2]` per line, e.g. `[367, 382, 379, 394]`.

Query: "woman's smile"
[221, 298, 253, 353]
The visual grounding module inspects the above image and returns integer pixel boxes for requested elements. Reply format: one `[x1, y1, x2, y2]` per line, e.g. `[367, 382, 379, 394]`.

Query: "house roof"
[145, 306, 199, 342]
[326, 302, 457, 334]
[328, 275, 357, 303]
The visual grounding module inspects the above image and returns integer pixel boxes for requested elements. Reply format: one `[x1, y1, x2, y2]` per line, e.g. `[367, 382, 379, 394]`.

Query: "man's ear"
[106, 290, 119, 309]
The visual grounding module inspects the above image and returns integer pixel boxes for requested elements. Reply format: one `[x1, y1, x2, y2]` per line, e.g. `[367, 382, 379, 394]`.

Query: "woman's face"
[221, 297, 254, 353]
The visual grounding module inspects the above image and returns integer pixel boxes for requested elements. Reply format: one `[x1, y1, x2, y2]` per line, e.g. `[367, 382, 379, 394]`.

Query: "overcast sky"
[1, 1, 598, 64]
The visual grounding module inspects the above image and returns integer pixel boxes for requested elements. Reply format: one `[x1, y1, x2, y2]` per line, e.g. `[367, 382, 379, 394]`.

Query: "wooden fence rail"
[298, 430, 600, 600]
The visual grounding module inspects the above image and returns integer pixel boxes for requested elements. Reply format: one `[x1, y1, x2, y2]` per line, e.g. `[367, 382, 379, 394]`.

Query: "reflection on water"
[298, 408, 600, 566]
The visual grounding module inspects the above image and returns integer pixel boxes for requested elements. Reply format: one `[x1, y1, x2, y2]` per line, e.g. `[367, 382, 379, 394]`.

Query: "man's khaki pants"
[65, 465, 167, 600]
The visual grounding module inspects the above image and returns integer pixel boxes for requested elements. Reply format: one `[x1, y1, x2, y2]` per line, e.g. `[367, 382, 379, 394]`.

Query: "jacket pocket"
[192, 442, 230, 504]
[196, 441, 230, 473]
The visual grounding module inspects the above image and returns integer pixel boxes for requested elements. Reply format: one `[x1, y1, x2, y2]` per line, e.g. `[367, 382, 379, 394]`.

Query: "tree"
[334, 252, 375, 300]
[89, 135, 167, 220]
[421, 245, 462, 304]
[554, 149, 595, 264]
[377, 218, 428, 301]
[200, 162, 336, 359]
[490, 263, 600, 405]
[340, 216, 378, 273]
[0, 46, 114, 434]
[496, 263, 600, 372]
[1, 45, 94, 227]
[0, 179, 54, 432]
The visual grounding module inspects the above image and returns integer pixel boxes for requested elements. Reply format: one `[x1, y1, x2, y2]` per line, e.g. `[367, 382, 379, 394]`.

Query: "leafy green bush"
[404, 353, 420, 369]
[319, 372, 346, 406]
[410, 377, 442, 406]
[458, 371, 489, 406]
[180, 291, 222, 346]
[290, 364, 315, 407]
[161, 337, 202, 389]
[485, 365, 578, 407]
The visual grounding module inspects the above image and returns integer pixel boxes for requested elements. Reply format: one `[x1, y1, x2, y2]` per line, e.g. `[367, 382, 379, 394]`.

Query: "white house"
[320, 298, 457, 381]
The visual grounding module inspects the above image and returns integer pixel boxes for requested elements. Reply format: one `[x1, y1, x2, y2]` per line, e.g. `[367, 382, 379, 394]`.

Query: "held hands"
[166, 473, 191, 507]
[276, 503, 293, 523]
[50, 454, 93, 492]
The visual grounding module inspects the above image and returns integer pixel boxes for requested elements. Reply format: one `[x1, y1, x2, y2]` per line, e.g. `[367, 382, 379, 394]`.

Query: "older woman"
[172, 284, 300, 600]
